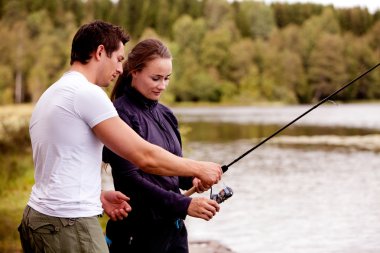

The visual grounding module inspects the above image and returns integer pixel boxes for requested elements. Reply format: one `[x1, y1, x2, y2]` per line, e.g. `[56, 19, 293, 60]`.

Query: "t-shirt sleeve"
[74, 84, 118, 128]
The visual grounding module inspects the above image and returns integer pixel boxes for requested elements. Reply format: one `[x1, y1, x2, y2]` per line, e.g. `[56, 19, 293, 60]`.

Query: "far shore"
[2, 102, 380, 130]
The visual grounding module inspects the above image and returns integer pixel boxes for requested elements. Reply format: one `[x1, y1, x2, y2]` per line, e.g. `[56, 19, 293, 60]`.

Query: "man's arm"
[93, 116, 222, 187]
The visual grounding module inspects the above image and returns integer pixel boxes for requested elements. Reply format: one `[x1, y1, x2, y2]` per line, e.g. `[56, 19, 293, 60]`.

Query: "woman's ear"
[131, 70, 138, 78]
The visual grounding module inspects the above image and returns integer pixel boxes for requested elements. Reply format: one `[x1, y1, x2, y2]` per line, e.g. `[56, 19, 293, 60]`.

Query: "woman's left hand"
[187, 197, 220, 221]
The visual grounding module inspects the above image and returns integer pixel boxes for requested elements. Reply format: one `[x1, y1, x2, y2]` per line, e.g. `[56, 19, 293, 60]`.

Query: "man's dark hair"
[70, 20, 130, 65]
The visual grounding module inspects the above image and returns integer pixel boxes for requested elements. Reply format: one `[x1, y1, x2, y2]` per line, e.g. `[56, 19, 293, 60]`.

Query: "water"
[173, 104, 380, 253]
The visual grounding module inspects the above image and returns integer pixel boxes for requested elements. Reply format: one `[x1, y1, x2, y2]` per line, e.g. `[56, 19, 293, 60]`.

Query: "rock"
[189, 240, 234, 253]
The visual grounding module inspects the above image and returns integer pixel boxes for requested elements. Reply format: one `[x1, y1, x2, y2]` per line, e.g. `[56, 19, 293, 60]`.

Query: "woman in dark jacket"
[103, 39, 220, 253]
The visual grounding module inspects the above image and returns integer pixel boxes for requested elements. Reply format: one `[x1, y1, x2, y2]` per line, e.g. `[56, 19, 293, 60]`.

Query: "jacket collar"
[125, 86, 158, 110]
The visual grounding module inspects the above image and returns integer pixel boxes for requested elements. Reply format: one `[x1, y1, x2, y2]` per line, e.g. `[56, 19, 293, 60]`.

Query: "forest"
[0, 0, 379, 105]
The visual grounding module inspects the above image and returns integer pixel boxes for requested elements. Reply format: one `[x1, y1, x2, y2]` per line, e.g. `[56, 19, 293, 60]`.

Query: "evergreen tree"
[337, 7, 373, 35]
[271, 2, 324, 28]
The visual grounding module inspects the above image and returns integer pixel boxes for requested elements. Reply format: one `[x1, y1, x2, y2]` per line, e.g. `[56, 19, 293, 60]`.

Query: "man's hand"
[196, 161, 222, 188]
[187, 197, 220, 221]
[100, 190, 132, 221]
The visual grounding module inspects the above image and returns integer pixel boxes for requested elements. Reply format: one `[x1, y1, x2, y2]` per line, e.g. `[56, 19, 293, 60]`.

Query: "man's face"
[98, 42, 125, 87]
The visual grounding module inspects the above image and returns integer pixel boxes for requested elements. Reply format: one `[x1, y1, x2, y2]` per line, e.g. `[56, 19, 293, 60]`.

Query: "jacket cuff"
[175, 195, 192, 220]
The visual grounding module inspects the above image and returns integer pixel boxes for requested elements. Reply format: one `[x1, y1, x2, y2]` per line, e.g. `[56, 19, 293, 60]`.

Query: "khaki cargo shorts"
[18, 205, 108, 253]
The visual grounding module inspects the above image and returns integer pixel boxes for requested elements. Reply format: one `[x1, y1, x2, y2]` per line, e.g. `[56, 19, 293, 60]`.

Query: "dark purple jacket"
[103, 87, 193, 227]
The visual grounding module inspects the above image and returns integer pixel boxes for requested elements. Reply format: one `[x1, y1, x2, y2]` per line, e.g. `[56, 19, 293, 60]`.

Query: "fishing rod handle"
[183, 186, 197, 197]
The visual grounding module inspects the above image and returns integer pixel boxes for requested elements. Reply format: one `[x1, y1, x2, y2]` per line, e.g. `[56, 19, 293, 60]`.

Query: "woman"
[103, 39, 220, 253]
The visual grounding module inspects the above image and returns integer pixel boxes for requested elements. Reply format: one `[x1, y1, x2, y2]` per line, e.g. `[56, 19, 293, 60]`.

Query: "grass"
[0, 154, 33, 253]
[0, 103, 34, 252]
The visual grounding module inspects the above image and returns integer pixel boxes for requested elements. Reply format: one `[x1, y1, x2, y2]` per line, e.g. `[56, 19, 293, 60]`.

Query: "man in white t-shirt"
[18, 20, 222, 253]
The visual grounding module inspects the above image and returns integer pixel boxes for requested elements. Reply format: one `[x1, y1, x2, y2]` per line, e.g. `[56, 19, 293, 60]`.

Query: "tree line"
[0, 0, 379, 105]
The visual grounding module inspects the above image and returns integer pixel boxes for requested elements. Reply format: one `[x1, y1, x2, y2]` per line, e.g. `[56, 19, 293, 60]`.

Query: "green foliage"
[366, 21, 380, 55]
[200, 26, 232, 69]
[190, 70, 222, 102]
[0, 0, 379, 105]
[224, 39, 255, 83]
[0, 105, 34, 251]
[266, 49, 305, 103]
[170, 48, 222, 102]
[234, 1, 276, 39]
[238, 65, 262, 103]
[0, 151, 34, 252]
[336, 7, 374, 35]
[270, 24, 303, 56]
[342, 34, 380, 100]
[271, 2, 324, 27]
[0, 65, 13, 104]
[0, 0, 3, 18]
[308, 33, 348, 101]
[0, 153, 32, 195]
[203, 0, 232, 30]
[300, 8, 341, 66]
[172, 15, 206, 56]
[26, 10, 67, 102]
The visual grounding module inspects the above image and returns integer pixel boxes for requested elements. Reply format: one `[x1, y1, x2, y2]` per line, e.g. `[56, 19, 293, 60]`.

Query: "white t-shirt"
[28, 71, 118, 218]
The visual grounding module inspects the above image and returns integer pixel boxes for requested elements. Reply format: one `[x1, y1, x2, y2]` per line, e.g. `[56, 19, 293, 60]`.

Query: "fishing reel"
[210, 184, 233, 204]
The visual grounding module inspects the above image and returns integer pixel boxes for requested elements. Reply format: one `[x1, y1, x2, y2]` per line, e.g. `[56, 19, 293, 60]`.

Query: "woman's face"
[131, 57, 172, 101]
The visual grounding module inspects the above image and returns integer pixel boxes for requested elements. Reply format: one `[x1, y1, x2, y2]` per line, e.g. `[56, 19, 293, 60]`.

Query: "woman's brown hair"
[110, 39, 171, 101]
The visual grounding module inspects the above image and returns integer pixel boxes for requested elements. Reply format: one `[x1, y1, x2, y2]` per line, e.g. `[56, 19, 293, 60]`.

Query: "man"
[18, 20, 222, 253]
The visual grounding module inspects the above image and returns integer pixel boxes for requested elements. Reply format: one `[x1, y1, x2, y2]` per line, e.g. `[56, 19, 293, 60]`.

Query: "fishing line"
[327, 100, 338, 106]
[221, 62, 380, 173]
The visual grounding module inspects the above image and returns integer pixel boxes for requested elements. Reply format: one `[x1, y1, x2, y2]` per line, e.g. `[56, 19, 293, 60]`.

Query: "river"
[172, 103, 380, 253]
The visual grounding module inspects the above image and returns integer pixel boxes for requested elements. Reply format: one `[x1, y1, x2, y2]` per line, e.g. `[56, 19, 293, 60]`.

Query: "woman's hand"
[187, 197, 220, 221]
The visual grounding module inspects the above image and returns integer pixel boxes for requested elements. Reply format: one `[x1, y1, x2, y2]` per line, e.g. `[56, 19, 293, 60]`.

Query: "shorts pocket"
[27, 219, 61, 252]
[29, 221, 60, 234]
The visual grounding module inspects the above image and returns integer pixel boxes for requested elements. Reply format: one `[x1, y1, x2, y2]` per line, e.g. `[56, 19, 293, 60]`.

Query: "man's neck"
[70, 62, 97, 84]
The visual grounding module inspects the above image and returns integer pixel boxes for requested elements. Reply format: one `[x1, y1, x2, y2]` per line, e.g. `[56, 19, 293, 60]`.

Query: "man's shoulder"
[59, 71, 99, 90]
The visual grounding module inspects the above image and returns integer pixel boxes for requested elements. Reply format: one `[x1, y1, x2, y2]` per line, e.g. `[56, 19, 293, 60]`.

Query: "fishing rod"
[221, 62, 380, 172]
[184, 62, 380, 199]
